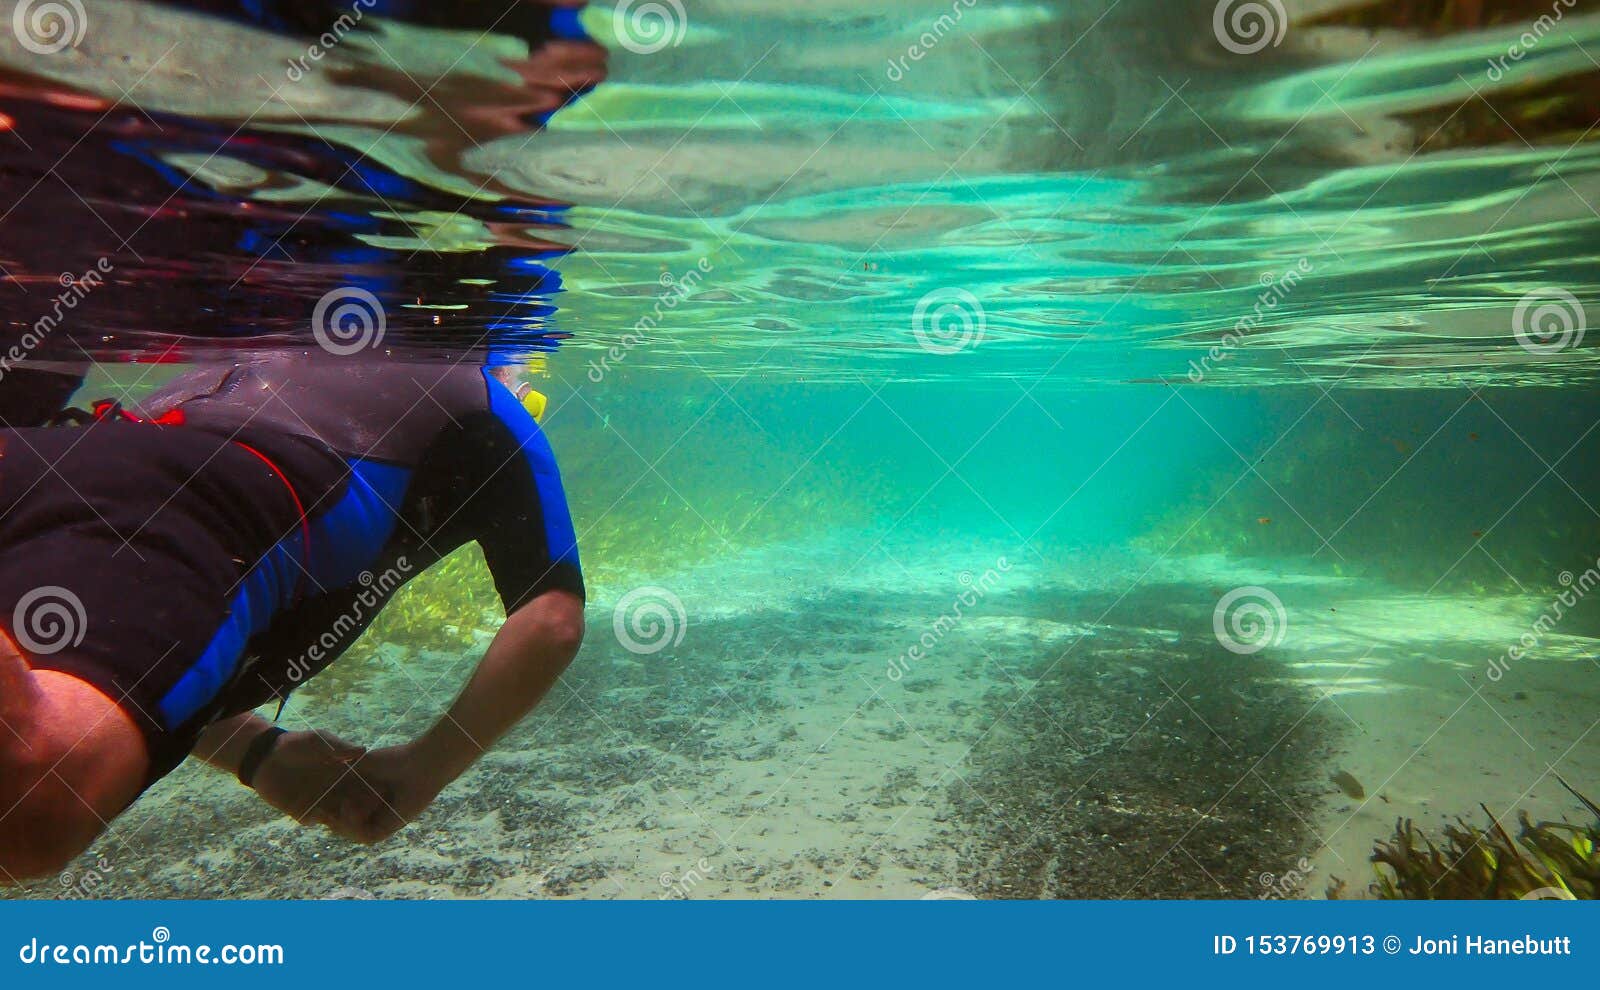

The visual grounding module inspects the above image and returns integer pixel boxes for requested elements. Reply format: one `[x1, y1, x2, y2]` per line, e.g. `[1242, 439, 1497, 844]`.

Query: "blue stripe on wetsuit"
[482, 370, 580, 569]
[156, 458, 411, 730]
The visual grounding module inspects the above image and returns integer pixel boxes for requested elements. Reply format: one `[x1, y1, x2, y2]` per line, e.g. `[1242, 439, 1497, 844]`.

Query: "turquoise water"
[2, 0, 1599, 898]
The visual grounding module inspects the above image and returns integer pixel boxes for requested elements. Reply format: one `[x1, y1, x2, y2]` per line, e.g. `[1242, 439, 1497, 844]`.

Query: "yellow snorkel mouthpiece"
[493, 358, 549, 423]
[518, 357, 548, 423]
[521, 386, 548, 424]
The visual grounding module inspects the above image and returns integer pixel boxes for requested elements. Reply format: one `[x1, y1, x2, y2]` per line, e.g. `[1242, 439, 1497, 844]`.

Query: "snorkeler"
[0, 356, 584, 881]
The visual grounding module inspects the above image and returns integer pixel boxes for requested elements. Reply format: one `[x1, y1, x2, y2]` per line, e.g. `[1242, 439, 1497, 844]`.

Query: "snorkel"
[519, 385, 548, 424]
[491, 358, 550, 424]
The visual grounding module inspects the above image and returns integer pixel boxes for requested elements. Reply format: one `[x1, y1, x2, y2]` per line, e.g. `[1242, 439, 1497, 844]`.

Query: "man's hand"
[328, 743, 449, 844]
[249, 730, 369, 831]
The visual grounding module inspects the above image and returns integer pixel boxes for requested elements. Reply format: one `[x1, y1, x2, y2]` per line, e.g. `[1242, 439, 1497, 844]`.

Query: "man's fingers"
[312, 733, 367, 765]
[327, 752, 364, 769]
[313, 791, 374, 842]
[335, 791, 381, 832]
[356, 814, 401, 845]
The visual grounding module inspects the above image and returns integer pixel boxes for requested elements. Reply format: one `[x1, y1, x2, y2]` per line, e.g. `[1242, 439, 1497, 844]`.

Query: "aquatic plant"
[1349, 780, 1599, 899]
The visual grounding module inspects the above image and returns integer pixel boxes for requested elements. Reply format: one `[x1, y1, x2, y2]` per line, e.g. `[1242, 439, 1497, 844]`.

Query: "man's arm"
[0, 634, 146, 882]
[337, 589, 584, 842]
[191, 712, 276, 773]
[414, 588, 584, 782]
[329, 375, 585, 842]
[189, 588, 581, 844]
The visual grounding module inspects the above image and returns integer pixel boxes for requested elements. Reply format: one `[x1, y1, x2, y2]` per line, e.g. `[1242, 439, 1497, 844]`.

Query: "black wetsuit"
[0, 357, 582, 788]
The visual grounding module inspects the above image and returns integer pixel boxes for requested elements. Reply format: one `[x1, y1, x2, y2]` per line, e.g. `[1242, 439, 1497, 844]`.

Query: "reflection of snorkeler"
[0, 356, 583, 880]
[172, 0, 608, 199]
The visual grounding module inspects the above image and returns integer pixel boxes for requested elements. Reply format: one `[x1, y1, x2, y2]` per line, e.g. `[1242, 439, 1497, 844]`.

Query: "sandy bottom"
[10, 533, 1598, 900]
[1288, 591, 1599, 897]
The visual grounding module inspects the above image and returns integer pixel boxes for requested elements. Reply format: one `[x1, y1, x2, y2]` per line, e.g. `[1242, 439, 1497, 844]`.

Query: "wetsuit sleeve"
[470, 375, 584, 610]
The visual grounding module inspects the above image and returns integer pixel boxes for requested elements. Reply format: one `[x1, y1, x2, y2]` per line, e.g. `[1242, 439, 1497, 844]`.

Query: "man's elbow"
[0, 769, 95, 883]
[0, 666, 141, 883]
[511, 589, 585, 659]
[546, 609, 585, 658]
[0, 841, 76, 885]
